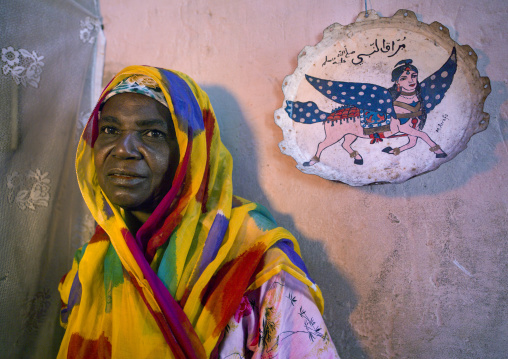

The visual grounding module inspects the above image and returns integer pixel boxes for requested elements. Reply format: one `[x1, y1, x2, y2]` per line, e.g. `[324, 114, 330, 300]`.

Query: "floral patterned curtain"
[0, 0, 104, 357]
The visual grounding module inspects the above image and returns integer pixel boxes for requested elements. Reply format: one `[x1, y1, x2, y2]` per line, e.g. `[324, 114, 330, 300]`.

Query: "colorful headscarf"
[102, 74, 168, 107]
[58, 66, 323, 358]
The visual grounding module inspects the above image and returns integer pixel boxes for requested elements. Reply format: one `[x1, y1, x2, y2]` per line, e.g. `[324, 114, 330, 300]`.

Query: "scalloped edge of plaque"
[275, 9, 491, 186]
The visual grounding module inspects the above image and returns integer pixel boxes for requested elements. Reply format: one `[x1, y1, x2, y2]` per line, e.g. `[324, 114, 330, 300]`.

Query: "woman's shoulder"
[219, 270, 341, 358]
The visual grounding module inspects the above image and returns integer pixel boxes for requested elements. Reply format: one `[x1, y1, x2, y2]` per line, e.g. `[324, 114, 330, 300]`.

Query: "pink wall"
[101, 1, 508, 357]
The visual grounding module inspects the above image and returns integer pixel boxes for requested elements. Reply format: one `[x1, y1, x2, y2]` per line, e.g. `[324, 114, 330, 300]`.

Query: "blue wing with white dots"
[420, 47, 457, 114]
[285, 100, 331, 124]
[305, 75, 395, 119]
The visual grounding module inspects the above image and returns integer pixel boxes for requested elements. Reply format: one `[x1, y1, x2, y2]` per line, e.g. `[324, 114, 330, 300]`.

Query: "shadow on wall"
[203, 85, 369, 358]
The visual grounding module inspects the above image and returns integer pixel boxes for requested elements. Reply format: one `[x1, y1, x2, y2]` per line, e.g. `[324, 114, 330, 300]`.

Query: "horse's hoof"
[381, 146, 400, 155]
[436, 152, 447, 159]
[354, 158, 364, 165]
[303, 160, 316, 166]
[303, 156, 319, 166]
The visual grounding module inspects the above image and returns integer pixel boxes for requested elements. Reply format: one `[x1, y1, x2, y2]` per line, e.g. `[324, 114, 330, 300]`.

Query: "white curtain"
[0, 0, 104, 357]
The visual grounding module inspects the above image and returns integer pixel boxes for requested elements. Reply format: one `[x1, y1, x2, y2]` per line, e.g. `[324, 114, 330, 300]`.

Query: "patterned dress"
[220, 271, 340, 358]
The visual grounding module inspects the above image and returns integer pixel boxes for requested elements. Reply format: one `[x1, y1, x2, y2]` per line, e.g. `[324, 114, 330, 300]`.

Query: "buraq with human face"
[396, 69, 418, 92]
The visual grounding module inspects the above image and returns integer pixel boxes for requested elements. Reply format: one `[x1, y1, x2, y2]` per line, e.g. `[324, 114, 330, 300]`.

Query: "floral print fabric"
[220, 271, 340, 358]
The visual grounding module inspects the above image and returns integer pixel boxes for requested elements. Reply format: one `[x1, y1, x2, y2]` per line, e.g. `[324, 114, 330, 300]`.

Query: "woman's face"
[397, 69, 418, 92]
[94, 93, 179, 213]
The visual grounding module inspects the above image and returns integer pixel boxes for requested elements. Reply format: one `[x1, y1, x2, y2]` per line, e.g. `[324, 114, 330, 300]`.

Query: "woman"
[383, 59, 447, 157]
[58, 66, 339, 358]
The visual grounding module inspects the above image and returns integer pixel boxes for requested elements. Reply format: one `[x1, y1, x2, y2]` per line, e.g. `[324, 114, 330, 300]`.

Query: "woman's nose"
[112, 133, 142, 159]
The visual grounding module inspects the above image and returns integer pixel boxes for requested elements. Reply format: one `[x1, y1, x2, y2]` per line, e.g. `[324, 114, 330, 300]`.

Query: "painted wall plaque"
[275, 10, 491, 185]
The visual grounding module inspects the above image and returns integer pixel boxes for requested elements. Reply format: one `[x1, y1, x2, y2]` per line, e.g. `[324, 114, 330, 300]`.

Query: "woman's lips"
[107, 171, 146, 185]
[110, 173, 142, 178]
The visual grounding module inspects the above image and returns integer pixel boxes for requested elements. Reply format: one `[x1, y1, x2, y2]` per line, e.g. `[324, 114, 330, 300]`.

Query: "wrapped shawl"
[58, 66, 323, 358]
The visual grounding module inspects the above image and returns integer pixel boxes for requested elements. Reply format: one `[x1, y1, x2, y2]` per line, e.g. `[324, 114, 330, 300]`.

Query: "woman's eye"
[100, 126, 118, 135]
[400, 76, 407, 81]
[145, 130, 165, 138]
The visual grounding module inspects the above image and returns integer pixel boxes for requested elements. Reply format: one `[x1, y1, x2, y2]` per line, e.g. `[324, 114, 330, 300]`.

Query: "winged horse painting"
[285, 48, 457, 166]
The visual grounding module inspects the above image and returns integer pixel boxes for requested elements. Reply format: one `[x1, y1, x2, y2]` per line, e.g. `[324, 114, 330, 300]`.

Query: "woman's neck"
[124, 210, 150, 235]
[400, 90, 416, 96]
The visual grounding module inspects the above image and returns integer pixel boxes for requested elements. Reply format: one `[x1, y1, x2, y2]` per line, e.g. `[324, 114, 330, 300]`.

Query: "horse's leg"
[398, 135, 418, 152]
[303, 121, 346, 166]
[383, 135, 418, 155]
[342, 134, 363, 165]
[399, 123, 446, 157]
[385, 119, 400, 137]
[381, 119, 403, 154]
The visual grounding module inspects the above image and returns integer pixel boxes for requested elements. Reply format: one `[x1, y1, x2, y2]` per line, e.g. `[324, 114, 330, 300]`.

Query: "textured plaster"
[101, 1, 508, 358]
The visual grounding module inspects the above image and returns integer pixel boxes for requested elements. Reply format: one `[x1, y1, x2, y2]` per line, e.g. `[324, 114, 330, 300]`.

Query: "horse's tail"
[286, 101, 330, 124]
